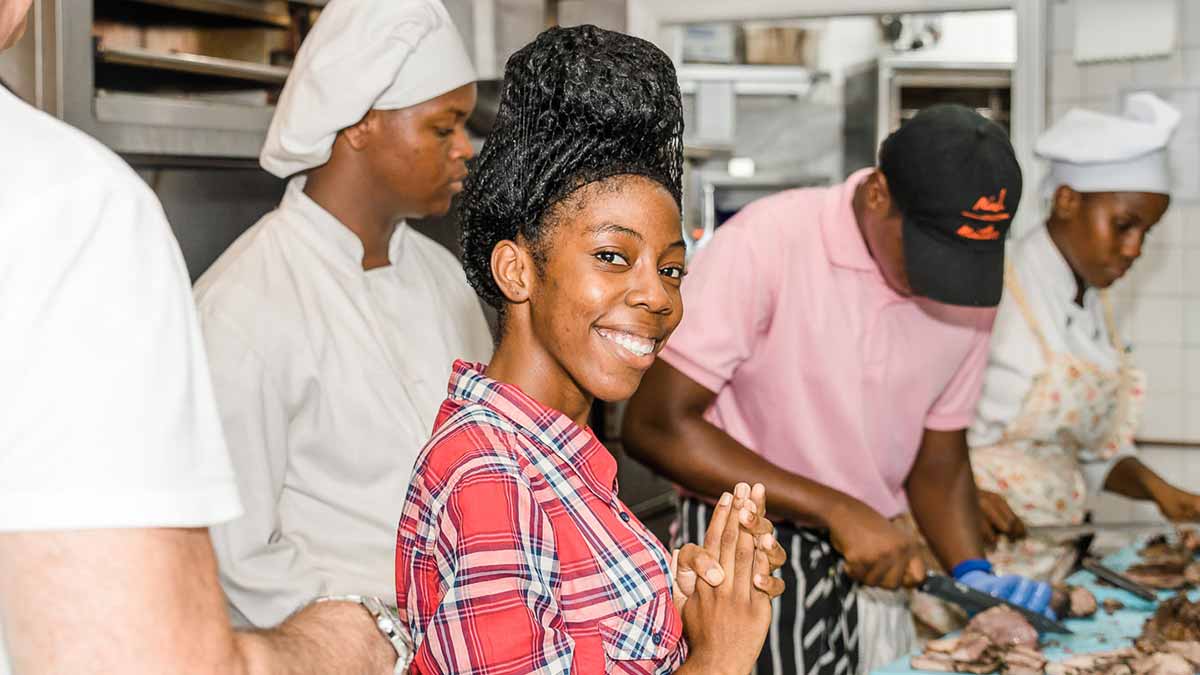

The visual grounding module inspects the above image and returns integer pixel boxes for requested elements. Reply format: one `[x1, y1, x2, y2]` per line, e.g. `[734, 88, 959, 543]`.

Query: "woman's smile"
[594, 325, 661, 368]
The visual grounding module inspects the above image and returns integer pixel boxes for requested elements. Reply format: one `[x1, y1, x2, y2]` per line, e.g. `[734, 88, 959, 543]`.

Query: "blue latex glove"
[953, 559, 1057, 619]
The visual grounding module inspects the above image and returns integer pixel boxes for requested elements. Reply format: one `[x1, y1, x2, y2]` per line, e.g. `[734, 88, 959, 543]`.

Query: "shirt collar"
[282, 176, 408, 271]
[1024, 226, 1085, 304]
[822, 168, 881, 272]
[445, 360, 618, 501]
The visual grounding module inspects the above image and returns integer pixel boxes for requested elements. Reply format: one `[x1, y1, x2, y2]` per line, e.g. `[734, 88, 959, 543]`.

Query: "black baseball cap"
[879, 104, 1022, 307]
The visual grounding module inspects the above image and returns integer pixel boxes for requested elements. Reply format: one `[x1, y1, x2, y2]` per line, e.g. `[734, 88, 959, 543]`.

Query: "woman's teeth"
[597, 329, 656, 357]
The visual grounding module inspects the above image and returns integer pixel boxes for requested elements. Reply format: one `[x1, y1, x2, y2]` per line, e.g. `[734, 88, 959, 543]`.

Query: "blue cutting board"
[873, 545, 1200, 675]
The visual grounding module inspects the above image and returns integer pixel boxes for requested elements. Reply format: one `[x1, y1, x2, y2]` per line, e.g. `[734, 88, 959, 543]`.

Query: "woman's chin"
[582, 370, 645, 404]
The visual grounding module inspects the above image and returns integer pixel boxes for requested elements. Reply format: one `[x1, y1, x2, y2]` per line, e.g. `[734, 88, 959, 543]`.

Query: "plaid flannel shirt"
[396, 361, 686, 674]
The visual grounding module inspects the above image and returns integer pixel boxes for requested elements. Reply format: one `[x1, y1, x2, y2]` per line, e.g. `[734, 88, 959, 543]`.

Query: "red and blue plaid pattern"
[396, 361, 686, 674]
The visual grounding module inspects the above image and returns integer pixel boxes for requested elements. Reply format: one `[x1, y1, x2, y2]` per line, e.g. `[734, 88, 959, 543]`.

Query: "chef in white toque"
[968, 92, 1200, 578]
[194, 0, 493, 638]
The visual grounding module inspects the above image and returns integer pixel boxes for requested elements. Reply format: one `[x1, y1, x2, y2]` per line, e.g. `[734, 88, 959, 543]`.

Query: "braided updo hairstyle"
[459, 24, 684, 310]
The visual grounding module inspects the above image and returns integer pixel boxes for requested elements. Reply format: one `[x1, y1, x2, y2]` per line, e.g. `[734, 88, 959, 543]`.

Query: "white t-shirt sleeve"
[0, 169, 242, 531]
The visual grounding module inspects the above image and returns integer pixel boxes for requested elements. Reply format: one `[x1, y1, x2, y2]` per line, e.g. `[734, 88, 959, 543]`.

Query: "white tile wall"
[1133, 50, 1186, 86]
[1127, 244, 1184, 297]
[1126, 296, 1184, 346]
[1139, 388, 1184, 438]
[1186, 395, 1200, 437]
[1182, 0, 1200, 49]
[1184, 348, 1200, 392]
[1047, 0, 1200, 443]
[1050, 51, 1084, 100]
[1138, 344, 1184, 393]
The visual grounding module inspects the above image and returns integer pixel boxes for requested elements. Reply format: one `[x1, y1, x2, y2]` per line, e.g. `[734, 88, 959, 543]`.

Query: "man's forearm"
[906, 429, 985, 570]
[235, 601, 395, 675]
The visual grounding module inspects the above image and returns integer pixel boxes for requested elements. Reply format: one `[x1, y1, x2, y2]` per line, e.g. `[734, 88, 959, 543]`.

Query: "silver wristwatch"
[316, 595, 414, 674]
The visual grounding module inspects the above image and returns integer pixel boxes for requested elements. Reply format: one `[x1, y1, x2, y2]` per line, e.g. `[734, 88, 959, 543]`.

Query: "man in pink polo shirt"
[624, 105, 1051, 675]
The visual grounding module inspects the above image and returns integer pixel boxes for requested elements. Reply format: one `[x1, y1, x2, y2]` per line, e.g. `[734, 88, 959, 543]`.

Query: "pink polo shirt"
[660, 169, 996, 519]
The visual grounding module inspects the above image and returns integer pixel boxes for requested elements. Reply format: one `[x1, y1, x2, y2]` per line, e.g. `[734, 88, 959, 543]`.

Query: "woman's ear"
[491, 239, 535, 304]
[340, 110, 377, 151]
[1052, 185, 1082, 221]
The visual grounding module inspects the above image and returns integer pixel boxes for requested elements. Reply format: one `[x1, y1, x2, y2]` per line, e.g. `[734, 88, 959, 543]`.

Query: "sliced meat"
[1104, 598, 1126, 615]
[1178, 527, 1200, 554]
[952, 635, 993, 662]
[1004, 648, 1047, 671]
[1069, 586, 1099, 618]
[1046, 663, 1078, 675]
[1003, 666, 1043, 675]
[1125, 563, 1190, 590]
[1162, 641, 1200, 668]
[927, 637, 963, 654]
[1184, 562, 1200, 587]
[1142, 596, 1200, 642]
[966, 606, 1040, 648]
[960, 658, 1003, 674]
[1051, 584, 1099, 618]
[1105, 664, 1134, 675]
[1132, 653, 1193, 675]
[911, 654, 959, 673]
[1051, 587, 1072, 619]
[1139, 535, 1194, 567]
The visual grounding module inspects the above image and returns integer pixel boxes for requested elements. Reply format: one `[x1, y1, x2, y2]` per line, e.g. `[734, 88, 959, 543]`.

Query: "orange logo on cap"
[961, 188, 1011, 223]
[957, 188, 1010, 239]
[956, 224, 1001, 240]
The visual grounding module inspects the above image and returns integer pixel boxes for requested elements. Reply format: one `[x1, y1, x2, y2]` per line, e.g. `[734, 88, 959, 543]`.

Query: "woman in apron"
[969, 92, 1200, 579]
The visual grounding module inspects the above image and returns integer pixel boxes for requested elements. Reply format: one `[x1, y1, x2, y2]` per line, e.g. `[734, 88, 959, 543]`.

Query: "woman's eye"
[595, 251, 629, 266]
[660, 265, 685, 279]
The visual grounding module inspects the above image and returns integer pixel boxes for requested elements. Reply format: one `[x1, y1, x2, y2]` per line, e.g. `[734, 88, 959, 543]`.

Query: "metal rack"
[876, 55, 1013, 141]
[17, 0, 319, 162]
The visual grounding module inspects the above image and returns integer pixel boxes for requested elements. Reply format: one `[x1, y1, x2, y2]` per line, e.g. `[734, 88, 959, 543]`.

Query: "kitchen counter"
[874, 539, 1200, 675]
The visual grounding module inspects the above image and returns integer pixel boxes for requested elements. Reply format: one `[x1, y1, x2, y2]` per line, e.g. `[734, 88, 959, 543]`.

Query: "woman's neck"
[486, 325, 593, 428]
[1045, 218, 1088, 306]
[303, 163, 399, 271]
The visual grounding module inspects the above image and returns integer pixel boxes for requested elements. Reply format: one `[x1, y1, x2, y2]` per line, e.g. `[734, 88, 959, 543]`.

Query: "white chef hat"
[1036, 92, 1181, 197]
[260, 0, 476, 178]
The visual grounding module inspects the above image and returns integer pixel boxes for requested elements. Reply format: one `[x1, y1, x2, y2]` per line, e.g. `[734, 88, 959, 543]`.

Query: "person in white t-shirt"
[0, 2, 397, 672]
[0, 4, 731, 672]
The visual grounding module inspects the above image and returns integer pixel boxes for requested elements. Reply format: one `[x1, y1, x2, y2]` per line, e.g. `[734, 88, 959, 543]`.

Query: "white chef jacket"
[967, 226, 1135, 492]
[194, 177, 493, 627]
[0, 87, 242, 673]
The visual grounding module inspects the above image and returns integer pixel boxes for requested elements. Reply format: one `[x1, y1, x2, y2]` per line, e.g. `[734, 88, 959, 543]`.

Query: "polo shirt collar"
[445, 360, 618, 501]
[822, 168, 880, 273]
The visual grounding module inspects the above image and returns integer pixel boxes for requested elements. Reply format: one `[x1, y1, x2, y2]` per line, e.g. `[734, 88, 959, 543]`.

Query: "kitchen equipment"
[919, 573, 1073, 634]
[1068, 531, 1158, 602]
[1081, 558, 1159, 602]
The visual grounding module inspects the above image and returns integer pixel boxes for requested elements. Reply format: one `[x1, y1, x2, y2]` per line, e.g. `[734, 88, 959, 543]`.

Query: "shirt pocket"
[597, 588, 684, 668]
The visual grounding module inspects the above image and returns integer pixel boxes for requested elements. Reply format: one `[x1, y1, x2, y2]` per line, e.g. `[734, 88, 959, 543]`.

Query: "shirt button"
[619, 511, 631, 522]
[652, 631, 663, 645]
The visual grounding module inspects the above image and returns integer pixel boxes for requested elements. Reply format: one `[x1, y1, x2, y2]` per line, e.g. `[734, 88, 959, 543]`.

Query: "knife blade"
[1080, 557, 1159, 602]
[919, 573, 1074, 634]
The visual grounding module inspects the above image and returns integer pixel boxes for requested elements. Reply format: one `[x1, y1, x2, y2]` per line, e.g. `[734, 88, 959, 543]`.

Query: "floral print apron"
[970, 268, 1145, 579]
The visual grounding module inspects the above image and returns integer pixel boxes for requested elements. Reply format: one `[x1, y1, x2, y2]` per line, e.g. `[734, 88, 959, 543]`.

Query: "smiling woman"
[394, 23, 779, 675]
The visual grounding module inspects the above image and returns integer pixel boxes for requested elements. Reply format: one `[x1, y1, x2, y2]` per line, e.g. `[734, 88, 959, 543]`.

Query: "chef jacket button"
[619, 511, 631, 522]
[652, 631, 663, 645]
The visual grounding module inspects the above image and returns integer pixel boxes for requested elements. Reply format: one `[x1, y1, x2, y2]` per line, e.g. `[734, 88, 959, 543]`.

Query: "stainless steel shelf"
[121, 0, 292, 28]
[97, 45, 290, 84]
